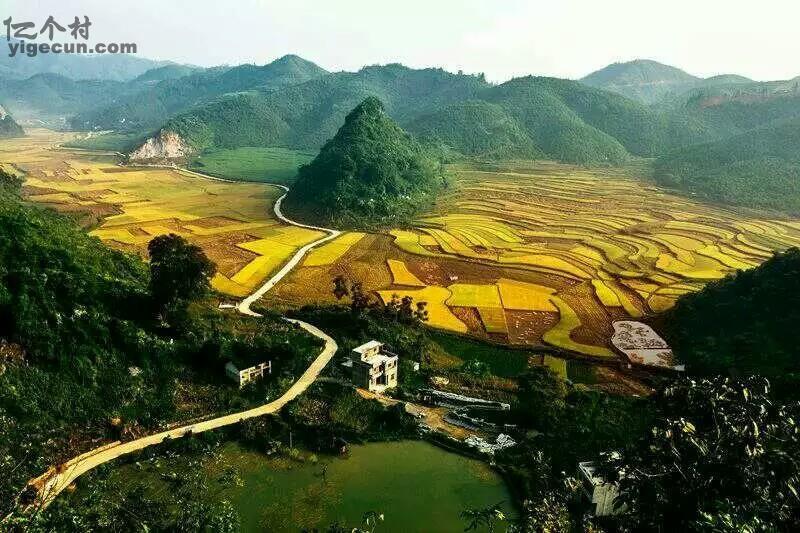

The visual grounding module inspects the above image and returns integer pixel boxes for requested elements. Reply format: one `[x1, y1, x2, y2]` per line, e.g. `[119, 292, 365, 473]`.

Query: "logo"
[3, 15, 137, 57]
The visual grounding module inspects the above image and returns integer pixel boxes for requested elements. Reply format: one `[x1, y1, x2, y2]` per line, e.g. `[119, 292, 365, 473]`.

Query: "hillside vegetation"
[136, 65, 697, 165]
[0, 106, 24, 138]
[654, 118, 800, 212]
[283, 97, 441, 228]
[69, 55, 328, 132]
[663, 248, 800, 393]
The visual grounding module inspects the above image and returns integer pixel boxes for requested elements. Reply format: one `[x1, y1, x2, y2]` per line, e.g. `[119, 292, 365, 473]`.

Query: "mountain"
[0, 73, 130, 128]
[133, 64, 201, 84]
[130, 64, 693, 165]
[0, 48, 172, 81]
[282, 97, 441, 228]
[0, 105, 24, 138]
[71, 55, 328, 131]
[663, 248, 800, 396]
[408, 100, 543, 159]
[654, 117, 800, 213]
[581, 59, 700, 104]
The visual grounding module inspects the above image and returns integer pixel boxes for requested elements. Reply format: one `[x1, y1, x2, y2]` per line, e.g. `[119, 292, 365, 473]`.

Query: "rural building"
[578, 461, 623, 517]
[349, 340, 398, 392]
[225, 360, 271, 388]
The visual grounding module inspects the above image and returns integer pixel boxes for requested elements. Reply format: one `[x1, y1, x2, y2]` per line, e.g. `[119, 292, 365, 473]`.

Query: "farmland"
[266, 160, 800, 358]
[0, 130, 323, 298]
[188, 146, 316, 184]
[6, 131, 800, 360]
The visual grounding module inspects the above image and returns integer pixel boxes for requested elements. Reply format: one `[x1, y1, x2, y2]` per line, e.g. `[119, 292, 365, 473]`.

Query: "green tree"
[148, 233, 216, 321]
[600, 376, 800, 531]
[461, 502, 507, 533]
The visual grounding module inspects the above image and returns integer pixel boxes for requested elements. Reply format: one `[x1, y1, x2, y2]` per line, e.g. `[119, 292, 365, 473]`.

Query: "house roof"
[352, 340, 384, 354]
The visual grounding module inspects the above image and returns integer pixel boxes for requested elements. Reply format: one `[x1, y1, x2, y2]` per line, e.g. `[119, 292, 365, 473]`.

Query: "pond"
[216, 440, 513, 532]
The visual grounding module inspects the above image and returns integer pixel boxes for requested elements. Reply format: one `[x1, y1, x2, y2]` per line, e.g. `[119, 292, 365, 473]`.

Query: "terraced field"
[1, 130, 323, 298]
[7, 132, 800, 359]
[267, 161, 800, 358]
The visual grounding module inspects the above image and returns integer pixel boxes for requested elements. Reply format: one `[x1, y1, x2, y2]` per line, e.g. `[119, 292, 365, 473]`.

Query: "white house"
[225, 360, 271, 388]
[350, 340, 398, 393]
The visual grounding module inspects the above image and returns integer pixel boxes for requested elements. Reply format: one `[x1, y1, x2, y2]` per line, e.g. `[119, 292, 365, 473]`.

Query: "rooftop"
[352, 340, 384, 355]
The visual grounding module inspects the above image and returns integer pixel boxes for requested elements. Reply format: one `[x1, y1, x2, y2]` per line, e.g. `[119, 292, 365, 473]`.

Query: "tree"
[515, 367, 568, 430]
[147, 233, 216, 320]
[349, 282, 372, 314]
[460, 502, 507, 533]
[0, 167, 22, 191]
[333, 275, 350, 300]
[600, 376, 800, 531]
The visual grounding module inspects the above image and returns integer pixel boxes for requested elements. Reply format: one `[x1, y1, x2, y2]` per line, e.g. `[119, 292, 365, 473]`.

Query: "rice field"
[10, 132, 800, 361]
[1, 130, 323, 298]
[377, 161, 800, 358]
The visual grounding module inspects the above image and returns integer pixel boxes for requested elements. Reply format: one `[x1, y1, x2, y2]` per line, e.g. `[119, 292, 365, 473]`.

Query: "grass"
[62, 132, 147, 152]
[189, 146, 315, 185]
[428, 330, 531, 378]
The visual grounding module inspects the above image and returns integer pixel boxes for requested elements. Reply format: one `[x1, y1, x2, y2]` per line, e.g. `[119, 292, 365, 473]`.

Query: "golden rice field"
[0, 130, 324, 298]
[267, 160, 800, 358]
[7, 132, 800, 360]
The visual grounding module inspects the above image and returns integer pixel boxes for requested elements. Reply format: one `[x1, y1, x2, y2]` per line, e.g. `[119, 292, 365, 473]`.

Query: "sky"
[8, 0, 800, 82]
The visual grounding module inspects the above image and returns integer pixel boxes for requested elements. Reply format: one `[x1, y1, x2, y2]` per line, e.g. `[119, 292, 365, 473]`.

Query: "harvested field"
[1, 130, 323, 297]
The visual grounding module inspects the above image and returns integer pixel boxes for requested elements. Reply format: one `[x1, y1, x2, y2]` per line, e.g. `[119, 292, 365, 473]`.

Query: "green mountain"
[0, 106, 24, 137]
[133, 64, 201, 84]
[133, 65, 691, 165]
[654, 117, 800, 213]
[282, 97, 441, 228]
[663, 248, 800, 395]
[581, 59, 700, 104]
[71, 55, 328, 131]
[0, 73, 128, 128]
[659, 81, 800, 137]
[409, 100, 542, 159]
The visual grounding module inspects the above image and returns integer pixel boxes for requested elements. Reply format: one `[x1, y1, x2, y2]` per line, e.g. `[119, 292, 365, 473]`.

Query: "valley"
[6, 131, 800, 361]
[2, 30, 800, 529]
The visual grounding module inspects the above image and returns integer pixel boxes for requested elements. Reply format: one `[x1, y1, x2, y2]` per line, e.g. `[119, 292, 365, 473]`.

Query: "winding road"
[24, 171, 342, 510]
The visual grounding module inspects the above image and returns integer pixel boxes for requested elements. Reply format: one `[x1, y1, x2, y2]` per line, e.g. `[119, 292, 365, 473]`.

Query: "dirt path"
[23, 166, 342, 511]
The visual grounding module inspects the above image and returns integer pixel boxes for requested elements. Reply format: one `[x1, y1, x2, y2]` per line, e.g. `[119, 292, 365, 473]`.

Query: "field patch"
[303, 232, 365, 267]
[2, 131, 322, 298]
[386, 259, 426, 286]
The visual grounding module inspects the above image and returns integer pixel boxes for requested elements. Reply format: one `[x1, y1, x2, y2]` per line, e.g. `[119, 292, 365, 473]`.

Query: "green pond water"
[108, 439, 513, 532]
[219, 440, 513, 532]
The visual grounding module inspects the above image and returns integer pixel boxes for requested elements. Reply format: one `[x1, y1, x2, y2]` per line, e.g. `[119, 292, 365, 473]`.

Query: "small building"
[225, 360, 271, 388]
[350, 340, 398, 393]
[578, 461, 623, 517]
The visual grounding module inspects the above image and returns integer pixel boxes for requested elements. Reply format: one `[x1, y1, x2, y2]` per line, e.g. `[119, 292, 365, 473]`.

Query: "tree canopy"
[283, 97, 442, 228]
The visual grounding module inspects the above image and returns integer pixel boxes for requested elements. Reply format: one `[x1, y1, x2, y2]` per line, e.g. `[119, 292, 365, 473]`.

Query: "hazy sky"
[9, 0, 800, 82]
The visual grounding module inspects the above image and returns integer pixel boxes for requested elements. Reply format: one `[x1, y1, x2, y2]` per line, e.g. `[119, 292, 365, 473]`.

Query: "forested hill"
[0, 106, 24, 138]
[282, 97, 441, 228]
[654, 117, 800, 213]
[135, 65, 694, 165]
[662, 248, 800, 396]
[581, 59, 701, 104]
[69, 55, 328, 132]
